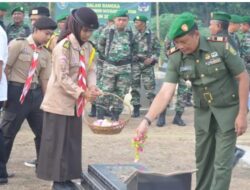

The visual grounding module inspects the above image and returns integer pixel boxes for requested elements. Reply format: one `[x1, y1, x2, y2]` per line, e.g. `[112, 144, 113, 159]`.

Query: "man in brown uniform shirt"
[0, 17, 57, 170]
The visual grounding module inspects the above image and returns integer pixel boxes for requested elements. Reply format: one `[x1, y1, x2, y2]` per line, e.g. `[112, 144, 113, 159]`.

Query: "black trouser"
[0, 101, 7, 178]
[0, 84, 43, 162]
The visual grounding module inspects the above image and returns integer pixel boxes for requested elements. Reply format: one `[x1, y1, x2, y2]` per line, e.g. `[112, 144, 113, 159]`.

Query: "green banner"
[54, 2, 151, 25]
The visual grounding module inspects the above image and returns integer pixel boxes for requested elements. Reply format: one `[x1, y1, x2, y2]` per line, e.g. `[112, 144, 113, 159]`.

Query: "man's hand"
[235, 113, 248, 136]
[136, 120, 149, 139]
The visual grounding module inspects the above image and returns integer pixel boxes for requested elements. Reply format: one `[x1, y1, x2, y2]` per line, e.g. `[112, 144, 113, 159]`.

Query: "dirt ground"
[2, 106, 250, 190]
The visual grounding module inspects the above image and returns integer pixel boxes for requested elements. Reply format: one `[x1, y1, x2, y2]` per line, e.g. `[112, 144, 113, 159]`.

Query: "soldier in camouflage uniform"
[131, 15, 160, 118]
[6, 6, 31, 43]
[209, 11, 246, 168]
[240, 16, 250, 77]
[157, 34, 190, 127]
[88, 14, 114, 117]
[228, 15, 242, 52]
[96, 9, 134, 121]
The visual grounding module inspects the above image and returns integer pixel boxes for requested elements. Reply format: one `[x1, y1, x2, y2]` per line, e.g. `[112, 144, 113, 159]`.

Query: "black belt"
[106, 59, 131, 66]
[8, 81, 40, 90]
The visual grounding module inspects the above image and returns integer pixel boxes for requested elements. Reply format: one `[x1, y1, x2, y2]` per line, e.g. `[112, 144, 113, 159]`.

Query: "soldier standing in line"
[88, 13, 115, 117]
[209, 11, 246, 167]
[6, 6, 31, 43]
[137, 12, 249, 190]
[240, 16, 250, 77]
[130, 15, 160, 118]
[96, 9, 134, 121]
[228, 15, 242, 52]
[0, 17, 57, 171]
[157, 34, 190, 127]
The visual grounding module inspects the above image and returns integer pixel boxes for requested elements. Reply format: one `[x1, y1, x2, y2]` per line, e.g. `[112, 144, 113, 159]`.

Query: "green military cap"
[115, 9, 128, 18]
[0, 2, 9, 11]
[56, 13, 68, 23]
[230, 15, 242, 23]
[11, 6, 25, 15]
[242, 16, 250, 23]
[133, 15, 148, 22]
[210, 11, 231, 22]
[108, 13, 115, 21]
[168, 12, 196, 40]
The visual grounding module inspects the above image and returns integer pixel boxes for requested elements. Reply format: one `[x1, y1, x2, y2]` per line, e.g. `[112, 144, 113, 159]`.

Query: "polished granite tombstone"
[81, 164, 147, 190]
[81, 164, 193, 190]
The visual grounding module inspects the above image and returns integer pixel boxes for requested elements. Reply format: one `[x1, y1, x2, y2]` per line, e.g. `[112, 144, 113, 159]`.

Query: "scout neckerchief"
[76, 49, 88, 117]
[65, 36, 96, 117]
[19, 44, 40, 104]
[76, 45, 96, 117]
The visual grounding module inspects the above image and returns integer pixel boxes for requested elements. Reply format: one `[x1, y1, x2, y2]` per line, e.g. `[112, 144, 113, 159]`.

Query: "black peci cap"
[33, 17, 57, 30]
[72, 7, 99, 29]
[29, 6, 50, 17]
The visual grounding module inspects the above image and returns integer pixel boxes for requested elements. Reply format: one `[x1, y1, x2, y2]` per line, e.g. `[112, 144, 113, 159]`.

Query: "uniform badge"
[80, 49, 84, 55]
[181, 24, 188, 32]
[205, 53, 211, 60]
[211, 52, 218, 58]
[32, 10, 38, 15]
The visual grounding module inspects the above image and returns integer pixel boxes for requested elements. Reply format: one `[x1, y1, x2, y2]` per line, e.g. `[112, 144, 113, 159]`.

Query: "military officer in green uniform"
[6, 6, 31, 43]
[228, 14, 242, 52]
[131, 15, 160, 117]
[136, 12, 249, 190]
[209, 11, 246, 166]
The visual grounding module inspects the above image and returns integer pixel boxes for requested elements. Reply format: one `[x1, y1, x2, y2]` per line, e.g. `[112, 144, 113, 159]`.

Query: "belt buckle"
[203, 92, 213, 103]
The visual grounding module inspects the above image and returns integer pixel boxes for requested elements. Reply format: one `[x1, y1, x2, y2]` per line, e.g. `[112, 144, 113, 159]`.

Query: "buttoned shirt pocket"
[207, 60, 227, 78]
[179, 60, 196, 80]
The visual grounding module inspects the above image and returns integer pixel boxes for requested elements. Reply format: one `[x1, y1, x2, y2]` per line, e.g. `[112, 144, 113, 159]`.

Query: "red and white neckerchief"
[76, 49, 88, 117]
[19, 44, 40, 104]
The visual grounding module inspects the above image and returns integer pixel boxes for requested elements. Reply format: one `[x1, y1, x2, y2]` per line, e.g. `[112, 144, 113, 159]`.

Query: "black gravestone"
[81, 164, 194, 190]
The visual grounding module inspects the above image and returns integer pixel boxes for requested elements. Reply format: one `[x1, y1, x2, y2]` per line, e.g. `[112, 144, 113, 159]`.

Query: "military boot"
[172, 111, 186, 126]
[88, 104, 96, 117]
[97, 108, 105, 120]
[156, 109, 166, 127]
[132, 105, 140, 118]
[111, 112, 120, 121]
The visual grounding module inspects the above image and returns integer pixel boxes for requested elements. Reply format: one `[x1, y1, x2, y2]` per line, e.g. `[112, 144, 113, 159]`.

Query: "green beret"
[242, 16, 250, 23]
[56, 13, 68, 22]
[134, 15, 148, 22]
[115, 9, 128, 18]
[33, 17, 57, 30]
[210, 11, 231, 22]
[12, 6, 25, 15]
[108, 14, 115, 21]
[230, 15, 242, 23]
[0, 2, 9, 11]
[168, 12, 196, 40]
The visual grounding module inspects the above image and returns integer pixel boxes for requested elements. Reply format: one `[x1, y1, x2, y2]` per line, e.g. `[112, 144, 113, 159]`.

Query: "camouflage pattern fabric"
[131, 27, 160, 106]
[240, 30, 250, 74]
[6, 23, 30, 43]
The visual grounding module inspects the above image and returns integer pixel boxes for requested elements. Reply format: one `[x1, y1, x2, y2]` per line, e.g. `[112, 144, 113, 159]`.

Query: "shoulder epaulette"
[63, 40, 71, 49]
[16, 37, 25, 40]
[167, 47, 179, 56]
[207, 36, 228, 42]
